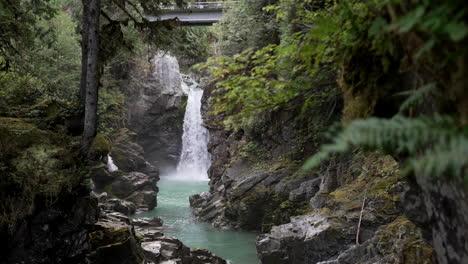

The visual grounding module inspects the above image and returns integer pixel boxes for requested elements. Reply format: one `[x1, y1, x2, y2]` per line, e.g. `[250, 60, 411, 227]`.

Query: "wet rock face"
[95, 170, 158, 212]
[91, 129, 159, 213]
[257, 213, 434, 264]
[100, 198, 137, 215]
[1, 195, 99, 264]
[255, 153, 435, 264]
[402, 176, 468, 264]
[190, 82, 329, 230]
[87, 221, 145, 264]
[184, 76, 345, 232]
[257, 212, 354, 264]
[125, 54, 187, 171]
[110, 129, 160, 179]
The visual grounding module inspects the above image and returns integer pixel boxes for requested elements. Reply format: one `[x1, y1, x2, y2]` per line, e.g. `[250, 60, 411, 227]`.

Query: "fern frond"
[303, 115, 467, 180]
[407, 135, 468, 178]
[397, 83, 435, 113]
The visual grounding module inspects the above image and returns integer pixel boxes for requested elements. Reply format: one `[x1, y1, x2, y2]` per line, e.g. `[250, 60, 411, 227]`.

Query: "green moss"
[0, 118, 83, 227]
[89, 224, 132, 248]
[327, 152, 402, 214]
[110, 147, 130, 172]
[377, 217, 434, 264]
[89, 133, 112, 160]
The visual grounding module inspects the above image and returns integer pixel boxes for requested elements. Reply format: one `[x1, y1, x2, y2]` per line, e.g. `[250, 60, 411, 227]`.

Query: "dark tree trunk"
[79, 0, 89, 108]
[81, 0, 101, 155]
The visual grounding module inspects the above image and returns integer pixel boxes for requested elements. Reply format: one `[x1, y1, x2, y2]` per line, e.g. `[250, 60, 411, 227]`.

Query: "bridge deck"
[149, 1, 226, 26]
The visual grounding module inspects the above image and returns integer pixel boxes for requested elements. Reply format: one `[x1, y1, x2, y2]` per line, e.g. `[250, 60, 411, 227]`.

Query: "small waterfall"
[107, 155, 119, 172]
[174, 76, 211, 181]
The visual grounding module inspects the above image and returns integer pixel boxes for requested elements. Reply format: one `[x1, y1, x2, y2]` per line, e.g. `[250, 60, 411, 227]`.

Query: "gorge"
[0, 1, 467, 264]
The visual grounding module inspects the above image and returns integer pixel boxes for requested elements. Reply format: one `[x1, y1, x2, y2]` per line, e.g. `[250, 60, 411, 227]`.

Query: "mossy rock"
[89, 133, 112, 160]
[0, 118, 82, 226]
[377, 216, 434, 264]
[88, 222, 145, 263]
[89, 223, 132, 248]
[110, 147, 132, 172]
[327, 152, 401, 216]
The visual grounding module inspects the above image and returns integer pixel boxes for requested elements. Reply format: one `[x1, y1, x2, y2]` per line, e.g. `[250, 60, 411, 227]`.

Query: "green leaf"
[398, 6, 425, 33]
[368, 17, 386, 38]
[445, 22, 468, 42]
[415, 38, 436, 58]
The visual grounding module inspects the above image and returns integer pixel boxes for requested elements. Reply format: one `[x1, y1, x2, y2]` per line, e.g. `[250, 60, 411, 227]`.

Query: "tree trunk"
[81, 0, 101, 155]
[79, 0, 89, 108]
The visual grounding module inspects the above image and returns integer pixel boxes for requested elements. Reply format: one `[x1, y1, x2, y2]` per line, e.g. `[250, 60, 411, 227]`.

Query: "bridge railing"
[163, 1, 226, 10]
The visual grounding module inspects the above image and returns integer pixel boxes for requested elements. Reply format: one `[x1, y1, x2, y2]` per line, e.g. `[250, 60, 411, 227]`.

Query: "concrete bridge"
[148, 1, 225, 26]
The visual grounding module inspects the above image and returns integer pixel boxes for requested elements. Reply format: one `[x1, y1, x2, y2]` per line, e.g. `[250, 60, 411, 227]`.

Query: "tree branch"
[110, 0, 139, 24]
[356, 192, 367, 245]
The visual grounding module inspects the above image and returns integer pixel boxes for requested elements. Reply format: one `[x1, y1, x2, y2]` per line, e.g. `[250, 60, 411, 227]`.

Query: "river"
[135, 179, 258, 264]
[134, 61, 258, 264]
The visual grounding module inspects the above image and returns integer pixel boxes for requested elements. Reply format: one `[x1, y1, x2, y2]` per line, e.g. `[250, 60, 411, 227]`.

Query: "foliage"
[97, 79, 126, 135]
[0, 0, 57, 71]
[0, 6, 82, 126]
[304, 114, 468, 181]
[386, 0, 468, 57]
[295, 0, 468, 182]
[161, 27, 212, 64]
[202, 0, 468, 183]
[212, 0, 280, 56]
[0, 118, 83, 227]
[33, 11, 82, 100]
[196, 44, 337, 128]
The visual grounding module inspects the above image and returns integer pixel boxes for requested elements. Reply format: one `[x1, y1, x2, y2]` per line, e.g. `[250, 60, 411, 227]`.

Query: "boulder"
[109, 172, 156, 198]
[100, 198, 137, 215]
[103, 171, 157, 212]
[131, 217, 163, 227]
[127, 191, 157, 211]
[140, 235, 227, 264]
[87, 221, 145, 264]
[288, 177, 321, 202]
[316, 217, 434, 264]
[256, 212, 356, 264]
[90, 164, 116, 189]
[190, 248, 227, 264]
[141, 241, 162, 262]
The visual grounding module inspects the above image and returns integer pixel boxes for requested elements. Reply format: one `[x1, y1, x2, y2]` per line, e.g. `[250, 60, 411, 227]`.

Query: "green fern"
[303, 115, 468, 180]
[397, 83, 436, 114]
[407, 135, 468, 179]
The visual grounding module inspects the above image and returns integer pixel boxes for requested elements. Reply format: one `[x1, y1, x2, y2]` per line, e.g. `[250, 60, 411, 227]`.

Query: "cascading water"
[173, 76, 211, 181]
[136, 54, 258, 264]
[107, 155, 119, 172]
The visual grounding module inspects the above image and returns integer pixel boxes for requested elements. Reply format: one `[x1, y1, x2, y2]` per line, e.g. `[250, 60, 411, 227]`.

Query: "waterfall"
[174, 76, 211, 181]
[107, 154, 119, 172]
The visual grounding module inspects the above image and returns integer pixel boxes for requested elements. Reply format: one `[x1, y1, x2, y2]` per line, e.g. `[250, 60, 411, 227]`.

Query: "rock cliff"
[190, 80, 436, 263]
[125, 53, 188, 173]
